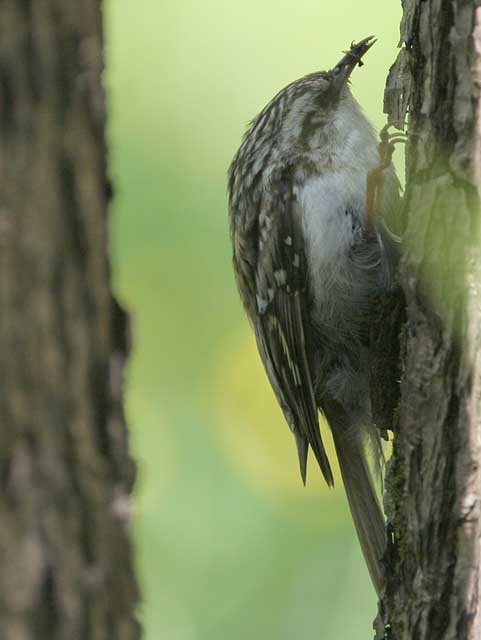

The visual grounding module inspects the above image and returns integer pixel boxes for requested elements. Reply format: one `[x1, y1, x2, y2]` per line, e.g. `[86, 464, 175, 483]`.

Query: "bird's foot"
[366, 124, 407, 233]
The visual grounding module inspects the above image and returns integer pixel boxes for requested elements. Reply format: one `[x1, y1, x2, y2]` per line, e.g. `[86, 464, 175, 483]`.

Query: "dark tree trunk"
[380, 1, 481, 638]
[0, 2, 140, 638]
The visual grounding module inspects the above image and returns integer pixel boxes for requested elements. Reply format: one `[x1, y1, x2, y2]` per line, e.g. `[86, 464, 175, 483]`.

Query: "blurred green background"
[105, 2, 401, 638]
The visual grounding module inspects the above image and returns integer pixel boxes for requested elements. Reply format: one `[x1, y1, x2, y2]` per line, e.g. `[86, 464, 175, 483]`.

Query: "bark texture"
[0, 3, 140, 638]
[381, 1, 481, 638]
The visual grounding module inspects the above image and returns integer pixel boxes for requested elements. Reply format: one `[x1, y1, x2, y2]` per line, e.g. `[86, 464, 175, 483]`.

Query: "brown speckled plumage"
[228, 37, 400, 595]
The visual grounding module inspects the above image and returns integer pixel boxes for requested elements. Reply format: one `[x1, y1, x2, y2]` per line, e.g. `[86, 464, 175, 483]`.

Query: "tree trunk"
[0, 2, 140, 638]
[380, 1, 481, 638]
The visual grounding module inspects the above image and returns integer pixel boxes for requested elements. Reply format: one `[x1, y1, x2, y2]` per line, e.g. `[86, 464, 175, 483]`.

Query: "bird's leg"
[366, 124, 407, 231]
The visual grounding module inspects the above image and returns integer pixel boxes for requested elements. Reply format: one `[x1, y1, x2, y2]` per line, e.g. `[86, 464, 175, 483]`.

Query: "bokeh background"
[105, 2, 402, 638]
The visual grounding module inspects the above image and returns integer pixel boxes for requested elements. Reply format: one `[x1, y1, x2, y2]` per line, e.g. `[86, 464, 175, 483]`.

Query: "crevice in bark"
[0, 2, 140, 638]
[378, 1, 481, 639]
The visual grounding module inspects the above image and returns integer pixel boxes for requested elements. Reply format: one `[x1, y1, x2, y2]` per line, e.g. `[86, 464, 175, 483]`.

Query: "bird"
[227, 36, 400, 596]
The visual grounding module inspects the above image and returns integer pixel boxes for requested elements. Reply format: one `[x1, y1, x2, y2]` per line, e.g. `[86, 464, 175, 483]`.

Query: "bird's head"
[243, 36, 377, 160]
[229, 37, 378, 206]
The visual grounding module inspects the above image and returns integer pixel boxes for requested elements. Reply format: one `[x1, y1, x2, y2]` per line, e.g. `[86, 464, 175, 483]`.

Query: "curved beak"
[330, 36, 376, 91]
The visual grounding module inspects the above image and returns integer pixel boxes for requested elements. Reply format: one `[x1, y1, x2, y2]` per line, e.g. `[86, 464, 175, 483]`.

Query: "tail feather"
[324, 403, 386, 595]
[334, 430, 386, 594]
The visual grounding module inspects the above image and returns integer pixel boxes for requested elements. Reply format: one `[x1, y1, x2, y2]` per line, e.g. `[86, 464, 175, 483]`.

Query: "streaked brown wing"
[232, 174, 333, 486]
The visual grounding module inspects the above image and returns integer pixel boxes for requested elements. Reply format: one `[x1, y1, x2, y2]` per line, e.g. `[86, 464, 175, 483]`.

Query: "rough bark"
[379, 1, 481, 638]
[0, 2, 140, 638]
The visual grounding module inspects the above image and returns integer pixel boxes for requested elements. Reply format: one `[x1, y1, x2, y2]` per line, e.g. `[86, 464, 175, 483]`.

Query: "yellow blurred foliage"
[213, 332, 343, 497]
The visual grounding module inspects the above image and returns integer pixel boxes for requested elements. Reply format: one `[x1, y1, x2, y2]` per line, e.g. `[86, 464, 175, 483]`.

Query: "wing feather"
[231, 172, 333, 486]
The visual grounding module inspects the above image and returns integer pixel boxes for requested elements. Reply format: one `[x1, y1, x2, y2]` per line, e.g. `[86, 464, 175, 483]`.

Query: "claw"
[366, 124, 407, 232]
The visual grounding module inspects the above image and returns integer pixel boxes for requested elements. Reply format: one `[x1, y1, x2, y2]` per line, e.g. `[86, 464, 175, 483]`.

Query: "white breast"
[300, 162, 397, 347]
[299, 167, 367, 264]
